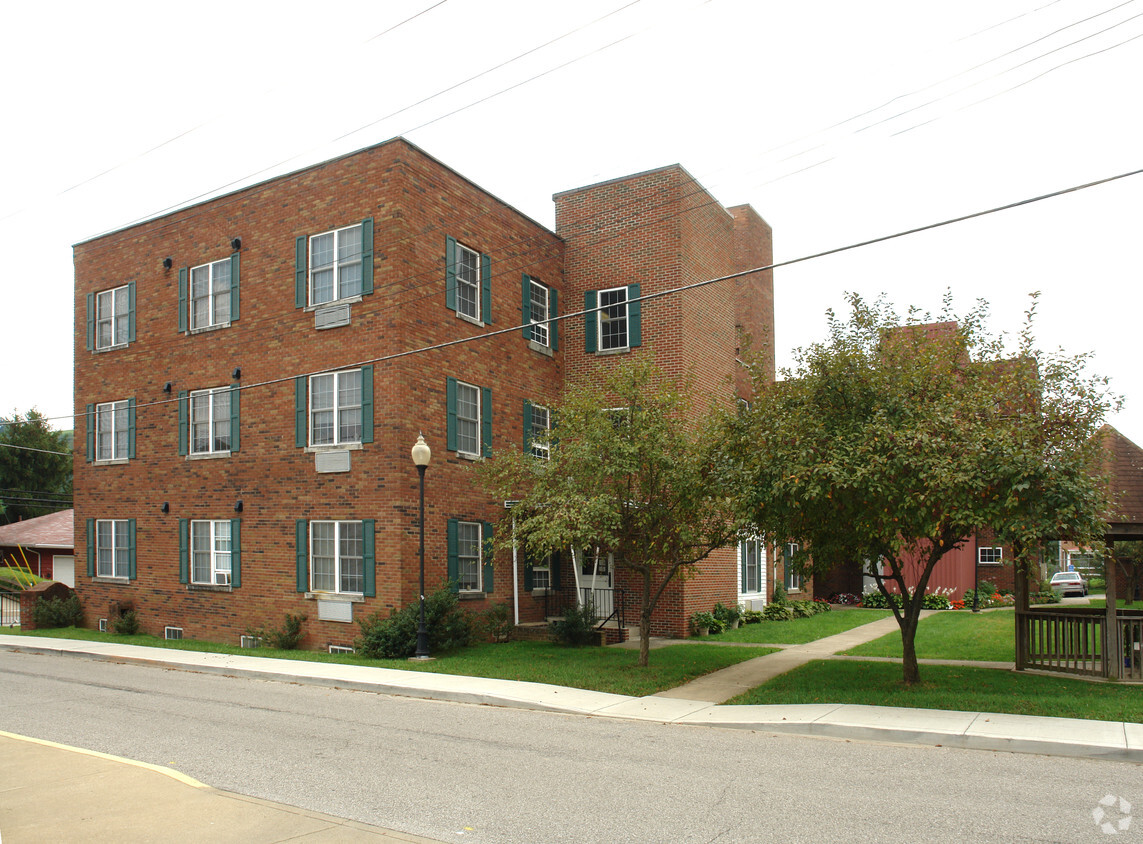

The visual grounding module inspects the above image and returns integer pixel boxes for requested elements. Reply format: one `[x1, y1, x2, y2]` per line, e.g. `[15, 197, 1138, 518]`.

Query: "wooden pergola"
[1015, 426, 1143, 681]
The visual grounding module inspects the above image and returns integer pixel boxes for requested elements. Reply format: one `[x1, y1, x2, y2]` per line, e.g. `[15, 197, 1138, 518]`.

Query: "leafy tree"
[724, 293, 1117, 685]
[479, 361, 742, 667]
[0, 409, 72, 523]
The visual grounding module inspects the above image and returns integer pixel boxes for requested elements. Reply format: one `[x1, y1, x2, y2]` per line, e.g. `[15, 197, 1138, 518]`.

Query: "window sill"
[305, 442, 363, 454]
[187, 451, 231, 460]
[595, 347, 630, 356]
[305, 295, 362, 313]
[458, 592, 486, 601]
[527, 340, 553, 357]
[978, 562, 1003, 567]
[188, 322, 231, 335]
[187, 583, 233, 592]
[304, 592, 364, 603]
[93, 458, 130, 466]
[93, 343, 130, 354]
[454, 450, 483, 462]
[530, 588, 552, 597]
[92, 577, 131, 584]
[455, 311, 484, 328]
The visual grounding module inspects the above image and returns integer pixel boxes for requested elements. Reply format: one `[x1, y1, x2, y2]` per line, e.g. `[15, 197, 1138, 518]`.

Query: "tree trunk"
[639, 569, 652, 667]
[899, 610, 921, 685]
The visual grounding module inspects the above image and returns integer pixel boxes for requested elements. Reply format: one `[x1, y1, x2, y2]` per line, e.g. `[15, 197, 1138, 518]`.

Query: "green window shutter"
[295, 236, 307, 308]
[85, 404, 95, 462]
[445, 236, 457, 310]
[295, 377, 307, 448]
[86, 293, 95, 350]
[230, 252, 240, 321]
[549, 288, 558, 351]
[127, 282, 136, 343]
[447, 518, 459, 593]
[127, 518, 137, 580]
[481, 386, 492, 458]
[86, 518, 95, 577]
[482, 522, 494, 593]
[177, 391, 189, 456]
[522, 399, 533, 453]
[523, 548, 533, 591]
[521, 274, 531, 340]
[627, 283, 642, 347]
[230, 384, 241, 452]
[178, 519, 189, 584]
[363, 519, 375, 597]
[296, 520, 309, 593]
[178, 268, 188, 333]
[584, 290, 598, 353]
[446, 377, 458, 452]
[361, 365, 374, 444]
[550, 551, 561, 589]
[361, 217, 374, 295]
[481, 252, 492, 323]
[230, 519, 242, 589]
[127, 398, 137, 459]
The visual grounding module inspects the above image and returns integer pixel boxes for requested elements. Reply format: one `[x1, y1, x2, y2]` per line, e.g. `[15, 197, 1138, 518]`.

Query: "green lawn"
[1088, 599, 1141, 609]
[705, 609, 892, 645]
[726, 660, 1143, 723]
[3, 627, 774, 698]
[844, 608, 1015, 662]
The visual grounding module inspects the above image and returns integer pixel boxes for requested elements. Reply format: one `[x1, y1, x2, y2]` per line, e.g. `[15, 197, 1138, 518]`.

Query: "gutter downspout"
[511, 516, 519, 626]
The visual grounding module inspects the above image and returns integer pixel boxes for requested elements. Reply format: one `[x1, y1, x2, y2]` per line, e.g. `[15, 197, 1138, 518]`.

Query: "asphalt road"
[2, 650, 1140, 843]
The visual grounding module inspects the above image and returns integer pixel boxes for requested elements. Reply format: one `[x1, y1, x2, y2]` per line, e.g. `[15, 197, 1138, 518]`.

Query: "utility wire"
[19, 163, 1140, 435]
[0, 443, 71, 457]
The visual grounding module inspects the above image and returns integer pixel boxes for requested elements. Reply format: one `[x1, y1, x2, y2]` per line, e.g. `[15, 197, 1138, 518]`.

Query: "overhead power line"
[0, 443, 71, 457]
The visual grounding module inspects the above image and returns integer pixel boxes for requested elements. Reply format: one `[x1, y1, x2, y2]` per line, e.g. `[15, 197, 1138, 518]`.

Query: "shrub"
[112, 609, 140, 635]
[977, 581, 998, 600]
[741, 609, 764, 624]
[267, 613, 307, 650]
[922, 593, 952, 610]
[482, 602, 513, 643]
[771, 581, 788, 605]
[860, 592, 904, 609]
[32, 594, 83, 629]
[762, 603, 794, 622]
[552, 602, 601, 646]
[357, 584, 473, 658]
[712, 602, 741, 627]
[790, 600, 814, 618]
[689, 610, 722, 635]
[829, 592, 861, 605]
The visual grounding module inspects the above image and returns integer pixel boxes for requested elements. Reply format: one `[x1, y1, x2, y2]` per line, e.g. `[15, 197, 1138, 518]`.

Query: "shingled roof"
[0, 509, 74, 550]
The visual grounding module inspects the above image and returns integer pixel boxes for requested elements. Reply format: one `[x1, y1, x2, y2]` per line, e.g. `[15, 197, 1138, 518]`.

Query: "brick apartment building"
[73, 138, 776, 650]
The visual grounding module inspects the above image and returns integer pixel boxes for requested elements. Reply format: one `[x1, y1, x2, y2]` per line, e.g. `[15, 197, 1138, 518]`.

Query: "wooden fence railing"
[1018, 607, 1143, 679]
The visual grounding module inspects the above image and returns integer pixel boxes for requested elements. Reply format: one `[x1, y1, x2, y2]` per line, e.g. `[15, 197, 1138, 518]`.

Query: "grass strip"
[844, 609, 1014, 661]
[706, 609, 892, 645]
[2, 627, 773, 697]
[726, 660, 1143, 723]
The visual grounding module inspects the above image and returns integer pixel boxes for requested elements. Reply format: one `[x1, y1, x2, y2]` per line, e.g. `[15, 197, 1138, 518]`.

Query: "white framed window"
[191, 520, 232, 585]
[530, 404, 550, 460]
[96, 401, 129, 461]
[784, 542, 802, 592]
[455, 242, 481, 321]
[310, 521, 364, 594]
[190, 388, 231, 454]
[978, 547, 1003, 565]
[599, 286, 629, 351]
[309, 223, 363, 306]
[532, 552, 551, 590]
[742, 538, 763, 594]
[97, 519, 130, 578]
[96, 285, 131, 349]
[455, 381, 481, 457]
[529, 279, 550, 347]
[310, 369, 363, 446]
[190, 259, 231, 329]
[457, 521, 482, 592]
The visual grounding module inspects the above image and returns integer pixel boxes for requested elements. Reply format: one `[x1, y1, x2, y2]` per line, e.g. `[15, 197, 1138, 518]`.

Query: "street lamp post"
[411, 433, 432, 660]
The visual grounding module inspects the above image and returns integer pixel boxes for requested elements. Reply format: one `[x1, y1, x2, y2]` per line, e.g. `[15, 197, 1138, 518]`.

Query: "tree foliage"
[723, 293, 1118, 684]
[0, 409, 72, 523]
[478, 361, 742, 667]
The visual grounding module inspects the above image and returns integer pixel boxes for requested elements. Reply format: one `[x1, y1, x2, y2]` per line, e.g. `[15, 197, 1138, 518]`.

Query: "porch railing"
[0, 588, 21, 627]
[543, 586, 626, 629]
[1018, 607, 1143, 679]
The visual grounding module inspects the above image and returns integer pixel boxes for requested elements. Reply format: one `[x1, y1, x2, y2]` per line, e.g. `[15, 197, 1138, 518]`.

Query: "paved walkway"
[1, 622, 1139, 841]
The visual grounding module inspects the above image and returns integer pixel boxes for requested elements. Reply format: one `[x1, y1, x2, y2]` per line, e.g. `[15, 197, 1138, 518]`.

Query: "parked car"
[1050, 571, 1088, 597]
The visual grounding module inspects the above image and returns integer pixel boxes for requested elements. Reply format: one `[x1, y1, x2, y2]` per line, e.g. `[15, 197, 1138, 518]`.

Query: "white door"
[53, 555, 75, 587]
[575, 549, 614, 619]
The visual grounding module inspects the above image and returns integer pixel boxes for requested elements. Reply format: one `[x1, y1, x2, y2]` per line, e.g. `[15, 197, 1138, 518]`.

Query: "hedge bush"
[32, 594, 83, 628]
[356, 584, 473, 658]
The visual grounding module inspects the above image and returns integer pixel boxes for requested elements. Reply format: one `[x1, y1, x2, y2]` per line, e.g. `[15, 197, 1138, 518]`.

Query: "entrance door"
[576, 548, 614, 620]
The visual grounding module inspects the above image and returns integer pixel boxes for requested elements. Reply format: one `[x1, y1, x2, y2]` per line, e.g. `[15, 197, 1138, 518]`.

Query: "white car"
[1050, 572, 1088, 597]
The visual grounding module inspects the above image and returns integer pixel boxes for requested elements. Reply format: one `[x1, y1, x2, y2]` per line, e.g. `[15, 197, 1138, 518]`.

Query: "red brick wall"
[73, 139, 564, 647]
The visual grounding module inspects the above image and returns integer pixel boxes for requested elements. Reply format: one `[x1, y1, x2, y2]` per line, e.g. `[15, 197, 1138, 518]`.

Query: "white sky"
[3, 0, 1140, 442]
